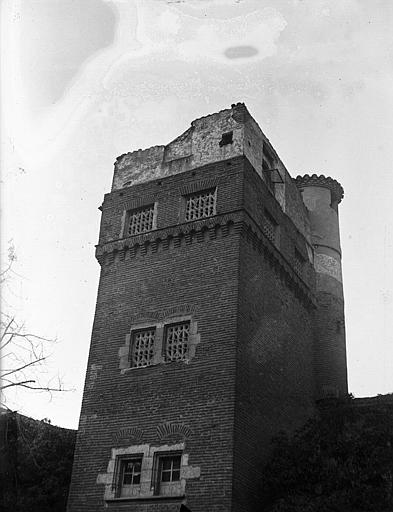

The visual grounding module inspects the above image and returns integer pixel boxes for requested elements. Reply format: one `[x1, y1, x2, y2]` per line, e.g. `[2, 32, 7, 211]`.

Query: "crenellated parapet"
[294, 174, 344, 205]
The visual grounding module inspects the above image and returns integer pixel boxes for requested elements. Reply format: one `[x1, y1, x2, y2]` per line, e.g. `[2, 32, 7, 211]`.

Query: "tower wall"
[232, 162, 316, 510]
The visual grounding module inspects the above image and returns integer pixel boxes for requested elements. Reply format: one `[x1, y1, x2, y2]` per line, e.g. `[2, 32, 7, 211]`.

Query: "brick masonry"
[67, 107, 348, 511]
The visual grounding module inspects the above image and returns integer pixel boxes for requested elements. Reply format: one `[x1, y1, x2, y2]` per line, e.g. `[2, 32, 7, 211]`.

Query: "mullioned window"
[119, 317, 200, 371]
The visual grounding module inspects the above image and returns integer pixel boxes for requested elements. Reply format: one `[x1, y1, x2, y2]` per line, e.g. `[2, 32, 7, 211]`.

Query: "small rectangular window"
[127, 204, 155, 236]
[154, 453, 182, 496]
[164, 322, 190, 362]
[185, 189, 216, 221]
[116, 457, 142, 498]
[219, 131, 233, 147]
[131, 328, 156, 368]
[263, 210, 277, 244]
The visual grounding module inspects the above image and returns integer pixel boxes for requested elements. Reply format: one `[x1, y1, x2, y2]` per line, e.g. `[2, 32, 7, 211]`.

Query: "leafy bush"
[262, 396, 393, 512]
[0, 411, 76, 512]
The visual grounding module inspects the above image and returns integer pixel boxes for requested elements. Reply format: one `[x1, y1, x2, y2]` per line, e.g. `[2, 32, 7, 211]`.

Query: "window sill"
[120, 359, 191, 374]
[105, 495, 185, 503]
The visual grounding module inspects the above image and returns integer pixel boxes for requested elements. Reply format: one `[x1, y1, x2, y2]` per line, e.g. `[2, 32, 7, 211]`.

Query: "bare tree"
[1, 244, 65, 405]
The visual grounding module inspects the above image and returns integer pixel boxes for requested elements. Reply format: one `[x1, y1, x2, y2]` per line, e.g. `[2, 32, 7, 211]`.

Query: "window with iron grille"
[154, 454, 182, 495]
[294, 249, 305, 275]
[116, 457, 142, 498]
[127, 204, 155, 236]
[263, 210, 277, 244]
[164, 322, 190, 362]
[185, 189, 216, 221]
[131, 328, 156, 368]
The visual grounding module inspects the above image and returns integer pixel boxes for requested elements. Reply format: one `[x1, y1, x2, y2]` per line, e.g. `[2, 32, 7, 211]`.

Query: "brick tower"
[67, 104, 348, 512]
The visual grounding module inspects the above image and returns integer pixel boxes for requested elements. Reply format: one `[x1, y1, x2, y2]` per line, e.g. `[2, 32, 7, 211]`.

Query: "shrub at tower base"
[262, 395, 393, 512]
[0, 411, 76, 512]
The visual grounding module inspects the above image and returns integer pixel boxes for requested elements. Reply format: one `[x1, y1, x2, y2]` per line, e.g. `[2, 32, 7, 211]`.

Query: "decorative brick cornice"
[294, 174, 344, 204]
[95, 212, 240, 265]
[240, 215, 317, 310]
[95, 210, 316, 308]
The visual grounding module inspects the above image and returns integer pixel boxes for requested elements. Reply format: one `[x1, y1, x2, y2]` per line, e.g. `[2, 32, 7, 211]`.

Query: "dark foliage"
[0, 411, 76, 512]
[262, 396, 393, 512]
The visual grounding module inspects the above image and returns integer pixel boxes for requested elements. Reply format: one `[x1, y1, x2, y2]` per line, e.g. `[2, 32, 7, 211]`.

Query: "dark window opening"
[219, 131, 233, 147]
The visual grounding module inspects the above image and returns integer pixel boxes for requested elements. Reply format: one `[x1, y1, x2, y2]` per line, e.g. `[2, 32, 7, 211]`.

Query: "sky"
[1, 0, 393, 429]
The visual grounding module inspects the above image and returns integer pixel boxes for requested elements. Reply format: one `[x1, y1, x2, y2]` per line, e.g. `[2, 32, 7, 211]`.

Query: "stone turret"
[295, 174, 348, 399]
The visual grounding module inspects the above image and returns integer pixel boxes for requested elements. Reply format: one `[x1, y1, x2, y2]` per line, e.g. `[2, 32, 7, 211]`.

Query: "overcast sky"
[2, 0, 393, 429]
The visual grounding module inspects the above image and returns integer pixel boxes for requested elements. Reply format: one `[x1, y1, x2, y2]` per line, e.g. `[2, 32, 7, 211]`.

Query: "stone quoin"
[67, 103, 348, 512]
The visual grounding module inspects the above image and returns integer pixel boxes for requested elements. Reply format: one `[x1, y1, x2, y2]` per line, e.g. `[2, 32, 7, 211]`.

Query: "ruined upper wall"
[111, 103, 311, 242]
[112, 104, 245, 191]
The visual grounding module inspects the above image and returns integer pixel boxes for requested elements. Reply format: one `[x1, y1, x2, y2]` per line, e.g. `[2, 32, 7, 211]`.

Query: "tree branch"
[1, 380, 36, 390]
[1, 357, 47, 378]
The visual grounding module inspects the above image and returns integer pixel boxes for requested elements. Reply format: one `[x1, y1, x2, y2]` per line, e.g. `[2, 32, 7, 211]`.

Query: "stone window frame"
[101, 443, 191, 501]
[120, 202, 158, 238]
[119, 316, 200, 372]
